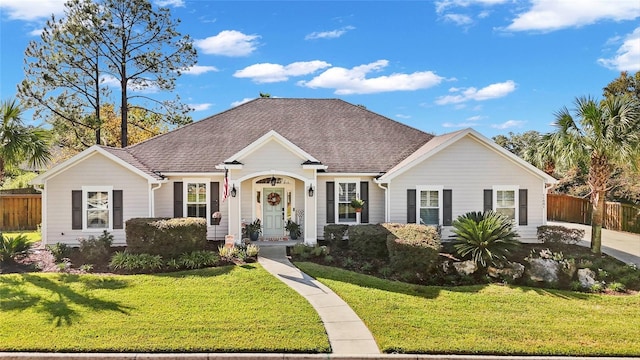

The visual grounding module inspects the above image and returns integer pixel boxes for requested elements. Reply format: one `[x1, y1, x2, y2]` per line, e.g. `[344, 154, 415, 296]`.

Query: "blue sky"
[1, 0, 639, 139]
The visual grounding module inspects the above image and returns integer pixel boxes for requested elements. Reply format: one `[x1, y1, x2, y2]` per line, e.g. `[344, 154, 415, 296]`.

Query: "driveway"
[548, 221, 640, 267]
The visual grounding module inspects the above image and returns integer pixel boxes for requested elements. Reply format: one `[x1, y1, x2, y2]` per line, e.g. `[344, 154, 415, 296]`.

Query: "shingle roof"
[125, 98, 434, 173]
[99, 146, 164, 180]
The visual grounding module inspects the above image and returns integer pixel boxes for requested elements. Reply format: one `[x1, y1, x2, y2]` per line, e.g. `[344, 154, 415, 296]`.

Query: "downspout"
[150, 182, 165, 217]
[34, 184, 46, 246]
[373, 178, 389, 223]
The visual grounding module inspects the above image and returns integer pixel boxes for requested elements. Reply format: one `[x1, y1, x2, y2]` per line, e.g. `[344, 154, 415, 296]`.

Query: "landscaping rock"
[577, 268, 597, 288]
[453, 260, 477, 275]
[488, 262, 525, 281]
[526, 258, 560, 283]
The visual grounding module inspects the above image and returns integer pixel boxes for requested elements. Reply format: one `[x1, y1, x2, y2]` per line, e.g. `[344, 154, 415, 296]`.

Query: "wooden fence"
[547, 194, 640, 234]
[0, 194, 42, 231]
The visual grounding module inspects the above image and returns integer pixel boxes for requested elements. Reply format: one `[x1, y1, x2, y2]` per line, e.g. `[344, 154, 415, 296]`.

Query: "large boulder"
[577, 268, 597, 288]
[488, 262, 525, 281]
[526, 258, 560, 283]
[453, 260, 477, 276]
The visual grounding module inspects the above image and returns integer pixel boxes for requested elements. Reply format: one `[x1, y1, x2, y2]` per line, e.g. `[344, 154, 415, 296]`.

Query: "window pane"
[188, 204, 207, 218]
[338, 203, 356, 222]
[420, 208, 439, 225]
[497, 190, 515, 207]
[187, 184, 197, 202]
[87, 210, 109, 228]
[338, 182, 357, 202]
[496, 207, 515, 220]
[87, 191, 109, 210]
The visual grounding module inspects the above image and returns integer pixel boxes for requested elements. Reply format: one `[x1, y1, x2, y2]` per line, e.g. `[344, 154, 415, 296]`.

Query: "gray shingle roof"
[125, 98, 434, 174]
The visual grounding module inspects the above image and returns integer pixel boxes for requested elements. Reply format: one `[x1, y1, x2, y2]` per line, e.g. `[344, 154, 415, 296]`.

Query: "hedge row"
[125, 217, 207, 258]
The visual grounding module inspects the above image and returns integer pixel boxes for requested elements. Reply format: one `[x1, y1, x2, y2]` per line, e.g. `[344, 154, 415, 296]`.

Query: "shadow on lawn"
[0, 274, 133, 327]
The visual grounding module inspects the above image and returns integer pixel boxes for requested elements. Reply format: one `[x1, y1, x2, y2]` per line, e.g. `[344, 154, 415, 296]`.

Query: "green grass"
[296, 262, 640, 356]
[0, 265, 329, 352]
[2, 230, 41, 243]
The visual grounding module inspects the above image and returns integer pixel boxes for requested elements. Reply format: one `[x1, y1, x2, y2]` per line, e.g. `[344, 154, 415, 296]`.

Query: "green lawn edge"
[295, 261, 640, 356]
[0, 264, 330, 353]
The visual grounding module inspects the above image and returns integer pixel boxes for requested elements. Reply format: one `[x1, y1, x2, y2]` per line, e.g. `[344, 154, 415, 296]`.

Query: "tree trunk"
[588, 153, 611, 255]
[0, 157, 5, 184]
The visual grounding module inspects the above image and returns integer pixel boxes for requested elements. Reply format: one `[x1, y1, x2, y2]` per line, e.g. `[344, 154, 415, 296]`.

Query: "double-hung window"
[186, 182, 207, 218]
[83, 186, 113, 230]
[417, 186, 443, 225]
[493, 185, 518, 222]
[337, 180, 358, 223]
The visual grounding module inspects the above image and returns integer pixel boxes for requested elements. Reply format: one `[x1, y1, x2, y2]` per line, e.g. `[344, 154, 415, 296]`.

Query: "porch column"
[228, 181, 242, 244]
[304, 180, 317, 245]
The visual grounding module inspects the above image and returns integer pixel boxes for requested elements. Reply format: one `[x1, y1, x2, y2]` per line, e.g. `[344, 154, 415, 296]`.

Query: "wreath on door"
[267, 192, 281, 206]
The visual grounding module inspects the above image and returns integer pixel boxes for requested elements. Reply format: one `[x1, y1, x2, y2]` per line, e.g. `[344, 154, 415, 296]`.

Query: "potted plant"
[285, 220, 302, 240]
[351, 198, 365, 213]
[243, 219, 262, 242]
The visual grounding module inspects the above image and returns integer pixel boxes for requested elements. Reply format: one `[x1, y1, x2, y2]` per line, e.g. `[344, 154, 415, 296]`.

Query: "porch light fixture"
[230, 185, 237, 197]
[270, 176, 277, 186]
[308, 184, 314, 197]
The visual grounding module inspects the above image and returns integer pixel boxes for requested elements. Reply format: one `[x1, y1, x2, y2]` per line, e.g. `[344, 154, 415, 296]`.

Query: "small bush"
[290, 244, 328, 259]
[126, 217, 207, 258]
[245, 244, 260, 257]
[109, 252, 163, 273]
[79, 230, 113, 264]
[46, 243, 71, 263]
[323, 224, 349, 248]
[537, 225, 584, 245]
[218, 246, 240, 262]
[348, 224, 389, 259]
[386, 236, 441, 278]
[0, 233, 31, 263]
[607, 282, 626, 292]
[178, 251, 219, 269]
[80, 264, 94, 273]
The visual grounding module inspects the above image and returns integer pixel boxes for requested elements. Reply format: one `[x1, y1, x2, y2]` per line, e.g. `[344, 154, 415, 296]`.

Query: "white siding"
[388, 136, 546, 240]
[316, 176, 385, 239]
[45, 153, 150, 246]
[234, 140, 309, 180]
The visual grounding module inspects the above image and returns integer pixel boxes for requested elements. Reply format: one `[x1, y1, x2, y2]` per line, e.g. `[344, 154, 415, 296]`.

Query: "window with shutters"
[185, 181, 208, 219]
[493, 185, 518, 222]
[336, 180, 360, 223]
[83, 186, 113, 230]
[417, 186, 443, 225]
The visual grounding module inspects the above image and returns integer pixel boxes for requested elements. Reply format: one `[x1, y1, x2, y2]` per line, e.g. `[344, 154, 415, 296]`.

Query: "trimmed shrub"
[126, 217, 207, 258]
[537, 225, 584, 245]
[385, 226, 441, 278]
[348, 224, 389, 259]
[323, 224, 349, 248]
[78, 231, 113, 264]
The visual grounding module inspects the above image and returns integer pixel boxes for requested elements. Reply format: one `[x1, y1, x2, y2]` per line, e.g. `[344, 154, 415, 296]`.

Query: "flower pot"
[250, 232, 259, 242]
[355, 208, 362, 213]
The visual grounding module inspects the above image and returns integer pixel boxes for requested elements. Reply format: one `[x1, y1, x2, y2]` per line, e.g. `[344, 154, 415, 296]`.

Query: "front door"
[263, 187, 284, 239]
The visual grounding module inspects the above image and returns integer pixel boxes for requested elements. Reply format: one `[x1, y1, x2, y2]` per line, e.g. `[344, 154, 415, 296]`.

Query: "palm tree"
[0, 99, 52, 183]
[549, 95, 640, 254]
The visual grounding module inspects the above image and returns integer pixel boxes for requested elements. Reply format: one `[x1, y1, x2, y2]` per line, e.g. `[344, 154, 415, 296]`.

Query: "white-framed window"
[493, 185, 518, 222]
[83, 186, 113, 231]
[417, 186, 443, 225]
[336, 179, 359, 223]
[186, 181, 208, 219]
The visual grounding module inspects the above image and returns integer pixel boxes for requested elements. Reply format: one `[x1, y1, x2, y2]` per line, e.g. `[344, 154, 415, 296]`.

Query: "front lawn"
[2, 230, 41, 243]
[0, 265, 329, 352]
[296, 262, 640, 356]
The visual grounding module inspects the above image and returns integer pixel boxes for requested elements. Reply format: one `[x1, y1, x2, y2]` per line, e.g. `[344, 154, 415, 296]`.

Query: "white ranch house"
[32, 98, 557, 246]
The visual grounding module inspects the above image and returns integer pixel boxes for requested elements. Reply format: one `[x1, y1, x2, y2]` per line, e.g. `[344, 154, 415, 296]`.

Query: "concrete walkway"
[548, 221, 640, 267]
[257, 246, 380, 355]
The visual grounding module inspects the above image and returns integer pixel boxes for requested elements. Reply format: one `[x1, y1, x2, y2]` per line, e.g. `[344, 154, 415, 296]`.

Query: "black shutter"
[72, 190, 82, 229]
[210, 182, 220, 225]
[443, 189, 452, 226]
[519, 189, 528, 226]
[113, 190, 123, 229]
[360, 181, 369, 224]
[326, 182, 335, 224]
[407, 189, 416, 223]
[484, 189, 493, 212]
[174, 182, 183, 218]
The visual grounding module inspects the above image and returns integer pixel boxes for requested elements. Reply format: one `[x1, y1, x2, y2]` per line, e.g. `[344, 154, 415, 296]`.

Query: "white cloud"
[181, 65, 219, 75]
[443, 13, 473, 26]
[155, 0, 184, 7]
[0, 0, 65, 21]
[234, 61, 331, 83]
[466, 115, 485, 121]
[305, 26, 355, 40]
[442, 122, 478, 128]
[506, 0, 640, 32]
[396, 114, 411, 119]
[435, 80, 516, 105]
[435, 0, 508, 14]
[299, 60, 444, 95]
[491, 120, 525, 129]
[188, 103, 213, 112]
[231, 98, 254, 107]
[195, 30, 260, 57]
[598, 27, 640, 72]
